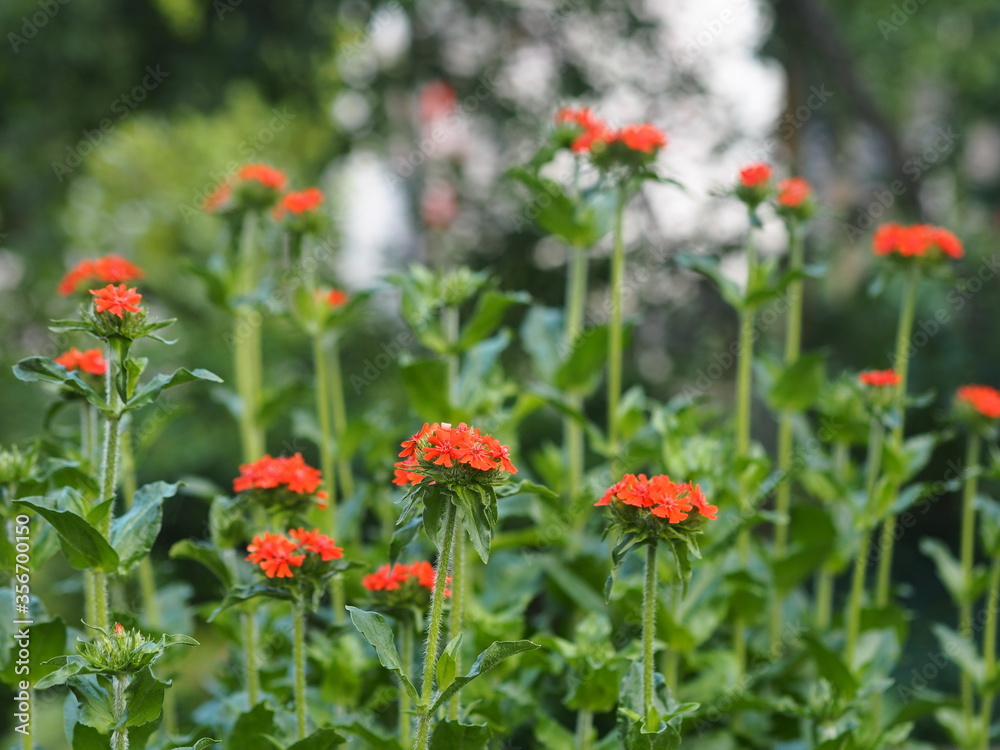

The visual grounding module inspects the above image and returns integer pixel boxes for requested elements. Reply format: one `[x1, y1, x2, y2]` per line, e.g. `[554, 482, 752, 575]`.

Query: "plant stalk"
[875, 265, 921, 606]
[575, 708, 594, 750]
[328, 336, 354, 500]
[980, 555, 1000, 750]
[607, 186, 628, 460]
[400, 620, 415, 746]
[415, 501, 459, 750]
[845, 416, 885, 666]
[960, 432, 982, 735]
[770, 222, 804, 647]
[643, 542, 659, 728]
[111, 674, 131, 750]
[447, 518, 466, 722]
[565, 248, 588, 504]
[293, 598, 308, 740]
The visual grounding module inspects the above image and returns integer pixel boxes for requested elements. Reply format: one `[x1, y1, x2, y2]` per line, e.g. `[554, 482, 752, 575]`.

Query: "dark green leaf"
[457, 290, 529, 350]
[228, 703, 276, 750]
[124, 667, 165, 728]
[554, 324, 612, 394]
[208, 583, 294, 621]
[110, 482, 179, 574]
[170, 740, 221, 750]
[286, 728, 347, 749]
[345, 607, 418, 701]
[428, 720, 492, 749]
[932, 624, 984, 687]
[767, 353, 826, 412]
[520, 306, 564, 382]
[920, 538, 964, 604]
[15, 497, 118, 572]
[675, 254, 743, 310]
[168, 539, 233, 588]
[0, 618, 66, 685]
[126, 368, 223, 412]
[802, 633, 858, 696]
[399, 359, 452, 423]
[12, 357, 107, 409]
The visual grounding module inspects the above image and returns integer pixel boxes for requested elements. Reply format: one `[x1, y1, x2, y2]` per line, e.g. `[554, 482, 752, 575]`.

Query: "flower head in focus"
[234, 453, 329, 515]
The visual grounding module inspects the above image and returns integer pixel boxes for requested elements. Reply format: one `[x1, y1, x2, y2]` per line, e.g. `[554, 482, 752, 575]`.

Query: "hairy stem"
[293, 599, 308, 740]
[771, 222, 804, 647]
[980, 556, 1000, 750]
[400, 620, 415, 746]
[328, 337, 354, 500]
[111, 674, 131, 750]
[960, 432, 982, 736]
[565, 248, 588, 504]
[875, 265, 921, 606]
[415, 502, 459, 750]
[643, 543, 659, 727]
[447, 518, 466, 722]
[607, 186, 628, 459]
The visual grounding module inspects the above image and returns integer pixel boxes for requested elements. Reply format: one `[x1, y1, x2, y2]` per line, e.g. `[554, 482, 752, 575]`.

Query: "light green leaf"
[126, 368, 223, 412]
[429, 640, 540, 713]
[286, 728, 347, 749]
[457, 290, 529, 350]
[767, 353, 826, 412]
[15, 497, 119, 572]
[110, 482, 179, 574]
[168, 539, 233, 588]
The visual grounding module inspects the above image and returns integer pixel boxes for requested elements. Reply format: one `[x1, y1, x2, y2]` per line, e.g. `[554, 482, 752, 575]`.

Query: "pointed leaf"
[429, 640, 540, 713]
[168, 539, 233, 588]
[767, 353, 826, 412]
[287, 728, 347, 749]
[126, 368, 223, 412]
[15, 497, 118, 572]
[110, 482, 179, 574]
[345, 607, 418, 701]
[428, 720, 492, 749]
[13, 357, 106, 409]
[457, 290, 529, 350]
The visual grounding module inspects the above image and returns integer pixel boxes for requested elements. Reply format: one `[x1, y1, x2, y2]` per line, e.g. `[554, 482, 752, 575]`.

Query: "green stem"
[733, 222, 758, 679]
[565, 248, 588, 503]
[575, 708, 594, 750]
[442, 305, 460, 404]
[961, 433, 982, 736]
[875, 265, 921, 606]
[642, 543, 659, 728]
[111, 674, 130, 750]
[244, 612, 260, 708]
[814, 570, 832, 630]
[845, 417, 885, 666]
[293, 599, 308, 740]
[93, 337, 121, 631]
[234, 211, 265, 462]
[447, 517, 466, 722]
[415, 502, 459, 750]
[662, 580, 679, 694]
[607, 186, 628, 460]
[980, 556, 1000, 750]
[328, 337, 354, 500]
[771, 222, 805, 647]
[81, 404, 92, 466]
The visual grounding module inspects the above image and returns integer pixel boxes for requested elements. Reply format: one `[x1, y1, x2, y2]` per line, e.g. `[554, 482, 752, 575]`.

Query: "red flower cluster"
[362, 561, 451, 596]
[233, 453, 328, 506]
[859, 369, 902, 387]
[957, 385, 1000, 420]
[54, 347, 107, 376]
[556, 108, 667, 156]
[246, 528, 343, 579]
[777, 177, 810, 207]
[393, 422, 517, 486]
[58, 255, 144, 296]
[273, 187, 324, 221]
[872, 223, 963, 259]
[739, 163, 772, 188]
[238, 164, 288, 190]
[91, 284, 143, 318]
[203, 183, 232, 213]
[596, 474, 717, 523]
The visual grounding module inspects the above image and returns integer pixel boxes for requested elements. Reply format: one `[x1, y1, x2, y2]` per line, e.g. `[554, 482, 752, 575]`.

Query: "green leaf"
[553, 324, 612, 394]
[71, 722, 111, 750]
[459, 485, 497, 564]
[520, 306, 564, 382]
[767, 353, 826, 412]
[168, 539, 233, 588]
[170, 740, 221, 750]
[228, 703, 276, 750]
[286, 728, 347, 749]
[428, 719, 492, 749]
[436, 635, 462, 693]
[110, 481, 179, 574]
[399, 358, 452, 423]
[71, 674, 116, 733]
[208, 583, 294, 621]
[932, 624, 984, 687]
[0, 618, 66, 685]
[456, 331, 510, 409]
[15, 497, 119, 572]
[802, 633, 858, 696]
[345, 607, 418, 701]
[429, 640, 540, 713]
[34, 654, 88, 690]
[126, 368, 223, 412]
[508, 168, 613, 248]
[12, 357, 107, 409]
[978, 496, 1000, 556]
[457, 290, 529, 350]
[920, 538, 965, 604]
[675, 253, 743, 310]
[124, 667, 165, 728]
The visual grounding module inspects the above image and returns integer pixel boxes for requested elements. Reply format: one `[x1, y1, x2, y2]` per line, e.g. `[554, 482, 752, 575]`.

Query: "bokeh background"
[2, 0, 999, 743]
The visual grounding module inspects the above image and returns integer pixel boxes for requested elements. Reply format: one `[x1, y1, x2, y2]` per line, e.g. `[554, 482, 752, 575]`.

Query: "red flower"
[58, 255, 144, 296]
[203, 182, 232, 213]
[421, 182, 459, 231]
[556, 107, 613, 153]
[596, 474, 714, 525]
[872, 223, 963, 259]
[393, 422, 517, 484]
[859, 369, 901, 387]
[90, 284, 143, 318]
[957, 385, 1000, 419]
[362, 560, 451, 596]
[238, 164, 287, 190]
[246, 532, 306, 579]
[54, 347, 108, 376]
[777, 177, 811, 207]
[616, 123, 668, 154]
[739, 163, 772, 188]
[325, 289, 348, 308]
[274, 187, 324, 221]
[289, 528, 344, 561]
[420, 81, 457, 124]
[233, 453, 325, 496]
